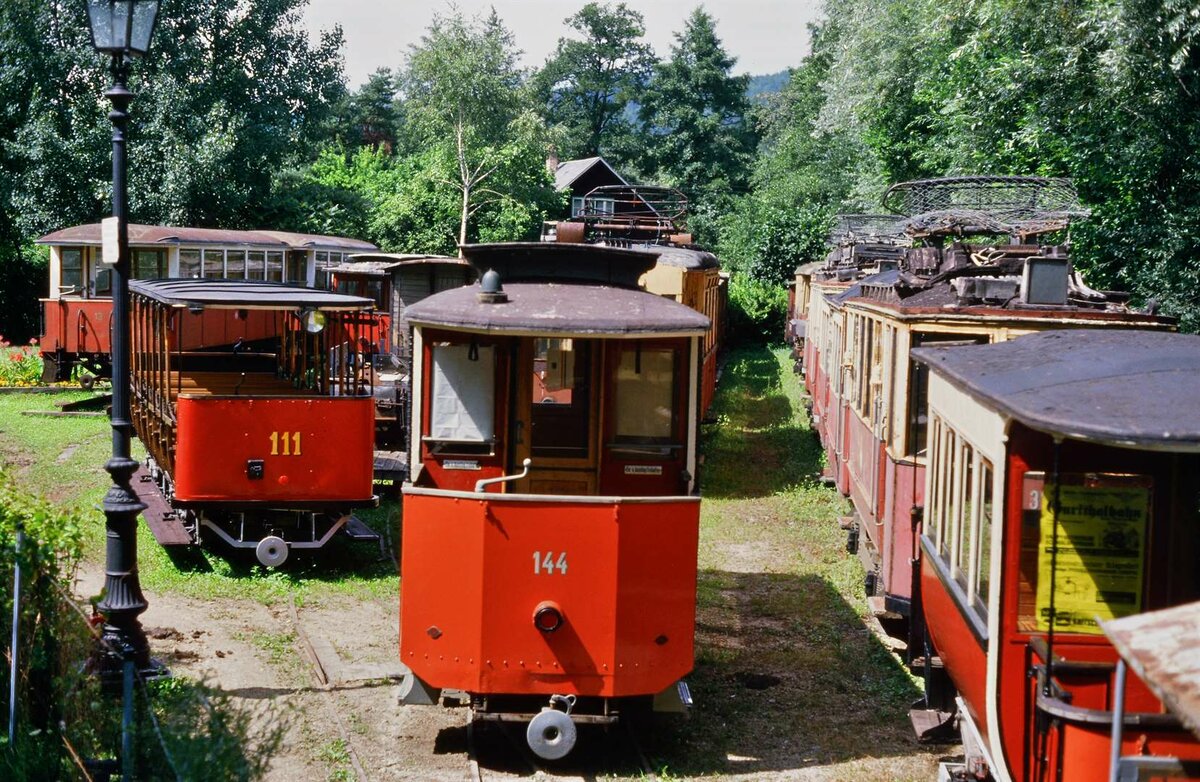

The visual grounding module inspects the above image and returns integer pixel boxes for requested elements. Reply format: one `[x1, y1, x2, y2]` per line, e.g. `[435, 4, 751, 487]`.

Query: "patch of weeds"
[316, 737, 354, 782]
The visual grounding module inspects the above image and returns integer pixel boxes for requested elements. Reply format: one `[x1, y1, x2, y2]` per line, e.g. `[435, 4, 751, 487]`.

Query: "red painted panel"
[40, 298, 113, 354]
[400, 492, 699, 697]
[174, 397, 374, 503]
[920, 557, 990, 733]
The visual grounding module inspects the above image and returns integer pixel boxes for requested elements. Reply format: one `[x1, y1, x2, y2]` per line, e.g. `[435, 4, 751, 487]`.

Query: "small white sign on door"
[101, 216, 119, 265]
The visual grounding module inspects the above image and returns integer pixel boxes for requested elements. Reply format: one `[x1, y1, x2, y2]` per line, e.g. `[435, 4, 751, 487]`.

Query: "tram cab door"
[510, 337, 598, 495]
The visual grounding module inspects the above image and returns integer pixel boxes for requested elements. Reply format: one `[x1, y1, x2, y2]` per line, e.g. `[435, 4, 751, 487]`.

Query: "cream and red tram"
[911, 329, 1200, 781]
[397, 243, 708, 759]
[128, 279, 380, 566]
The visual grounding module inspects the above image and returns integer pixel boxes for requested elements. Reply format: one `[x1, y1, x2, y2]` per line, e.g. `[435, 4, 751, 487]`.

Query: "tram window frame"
[286, 252, 306, 284]
[953, 441, 975, 589]
[973, 458, 994, 619]
[202, 249, 224, 278]
[612, 344, 679, 449]
[179, 249, 201, 278]
[60, 247, 84, 292]
[247, 250, 266, 281]
[426, 343, 497, 452]
[266, 251, 284, 282]
[133, 248, 164, 280]
[907, 333, 989, 458]
[226, 249, 247, 279]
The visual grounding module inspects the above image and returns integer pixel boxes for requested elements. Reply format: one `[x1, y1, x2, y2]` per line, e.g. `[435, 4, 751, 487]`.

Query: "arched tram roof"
[130, 278, 374, 311]
[404, 282, 710, 338]
[403, 242, 711, 337]
[912, 329, 1200, 452]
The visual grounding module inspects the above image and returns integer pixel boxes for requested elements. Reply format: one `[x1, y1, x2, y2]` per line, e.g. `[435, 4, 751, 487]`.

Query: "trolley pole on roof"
[85, 0, 162, 683]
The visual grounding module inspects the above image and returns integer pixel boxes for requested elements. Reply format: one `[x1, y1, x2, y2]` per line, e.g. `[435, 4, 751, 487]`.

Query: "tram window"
[974, 459, 993, 618]
[907, 333, 989, 456]
[954, 443, 975, 588]
[203, 249, 224, 278]
[247, 251, 266, 281]
[366, 280, 385, 309]
[133, 249, 163, 279]
[226, 250, 247, 279]
[928, 416, 943, 540]
[179, 249, 201, 278]
[429, 344, 495, 444]
[531, 339, 590, 459]
[94, 268, 112, 297]
[60, 248, 84, 291]
[314, 252, 331, 288]
[614, 346, 677, 444]
[938, 425, 956, 557]
[266, 251, 283, 282]
[286, 252, 306, 284]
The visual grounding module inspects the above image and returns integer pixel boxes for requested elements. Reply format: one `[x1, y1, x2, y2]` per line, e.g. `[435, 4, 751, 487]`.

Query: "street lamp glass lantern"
[86, 0, 160, 56]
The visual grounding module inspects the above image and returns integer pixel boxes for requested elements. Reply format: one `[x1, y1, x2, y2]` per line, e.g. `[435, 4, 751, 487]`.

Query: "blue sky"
[303, 0, 823, 88]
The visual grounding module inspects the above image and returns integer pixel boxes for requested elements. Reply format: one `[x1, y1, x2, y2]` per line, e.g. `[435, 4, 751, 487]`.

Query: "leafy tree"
[638, 7, 758, 237]
[533, 2, 655, 163]
[400, 9, 559, 251]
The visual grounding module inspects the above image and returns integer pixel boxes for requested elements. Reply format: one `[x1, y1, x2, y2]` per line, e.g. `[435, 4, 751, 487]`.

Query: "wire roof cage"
[828, 214, 909, 246]
[882, 175, 1092, 237]
[574, 185, 690, 243]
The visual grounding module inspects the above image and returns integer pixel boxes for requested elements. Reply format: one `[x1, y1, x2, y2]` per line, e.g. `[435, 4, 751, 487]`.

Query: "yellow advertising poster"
[1035, 483, 1148, 634]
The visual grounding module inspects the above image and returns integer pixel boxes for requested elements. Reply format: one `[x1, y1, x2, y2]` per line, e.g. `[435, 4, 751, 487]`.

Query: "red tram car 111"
[397, 242, 709, 760]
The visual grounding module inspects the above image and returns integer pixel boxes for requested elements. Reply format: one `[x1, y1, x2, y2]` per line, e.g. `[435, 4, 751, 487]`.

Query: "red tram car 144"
[397, 242, 709, 760]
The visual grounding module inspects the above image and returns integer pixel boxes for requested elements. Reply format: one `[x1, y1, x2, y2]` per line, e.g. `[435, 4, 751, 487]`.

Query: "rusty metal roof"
[1101, 602, 1200, 740]
[638, 244, 720, 270]
[461, 242, 663, 288]
[913, 329, 1200, 451]
[130, 278, 374, 310]
[404, 282, 709, 336]
[332, 254, 472, 277]
[37, 223, 376, 251]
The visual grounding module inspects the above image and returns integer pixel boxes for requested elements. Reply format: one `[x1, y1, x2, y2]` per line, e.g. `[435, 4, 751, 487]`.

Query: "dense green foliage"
[730, 0, 1200, 332]
[3, 0, 1200, 340]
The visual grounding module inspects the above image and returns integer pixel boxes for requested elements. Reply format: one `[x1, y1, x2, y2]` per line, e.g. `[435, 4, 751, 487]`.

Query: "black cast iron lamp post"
[86, 0, 160, 681]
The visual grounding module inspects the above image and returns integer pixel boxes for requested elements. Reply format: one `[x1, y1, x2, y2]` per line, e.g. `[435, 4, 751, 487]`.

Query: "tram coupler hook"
[549, 693, 576, 714]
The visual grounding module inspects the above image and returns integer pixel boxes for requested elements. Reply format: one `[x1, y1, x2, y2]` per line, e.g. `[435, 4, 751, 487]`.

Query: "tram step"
[868, 595, 902, 621]
[909, 706, 958, 744]
[131, 464, 193, 546]
[838, 515, 856, 530]
[341, 514, 381, 542]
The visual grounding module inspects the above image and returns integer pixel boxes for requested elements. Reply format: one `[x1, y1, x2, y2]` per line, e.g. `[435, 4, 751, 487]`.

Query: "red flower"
[28, 338, 38, 346]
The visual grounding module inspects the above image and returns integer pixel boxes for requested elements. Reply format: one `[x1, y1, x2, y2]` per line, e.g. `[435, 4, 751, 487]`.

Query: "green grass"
[643, 345, 927, 775]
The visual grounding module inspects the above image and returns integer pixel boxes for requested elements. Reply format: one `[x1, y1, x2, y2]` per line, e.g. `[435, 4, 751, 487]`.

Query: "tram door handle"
[514, 420, 525, 445]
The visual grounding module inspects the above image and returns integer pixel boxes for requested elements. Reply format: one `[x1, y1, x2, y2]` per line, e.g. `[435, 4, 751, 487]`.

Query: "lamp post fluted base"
[96, 455, 151, 677]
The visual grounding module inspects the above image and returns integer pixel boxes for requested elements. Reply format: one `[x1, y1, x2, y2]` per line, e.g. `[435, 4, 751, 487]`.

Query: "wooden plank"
[131, 464, 193, 546]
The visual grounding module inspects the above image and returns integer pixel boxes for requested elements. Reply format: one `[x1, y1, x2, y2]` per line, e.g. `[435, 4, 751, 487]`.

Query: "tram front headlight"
[302, 309, 327, 334]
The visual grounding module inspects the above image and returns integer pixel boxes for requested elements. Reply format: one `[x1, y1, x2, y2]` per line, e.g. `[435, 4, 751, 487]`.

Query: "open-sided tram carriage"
[397, 242, 709, 759]
[911, 329, 1200, 781]
[128, 279, 381, 566]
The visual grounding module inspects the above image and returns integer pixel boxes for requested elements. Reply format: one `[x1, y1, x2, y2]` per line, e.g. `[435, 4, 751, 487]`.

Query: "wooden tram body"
[128, 279, 379, 566]
[912, 330, 1200, 781]
[36, 223, 375, 382]
[798, 186, 1174, 642]
[398, 243, 708, 759]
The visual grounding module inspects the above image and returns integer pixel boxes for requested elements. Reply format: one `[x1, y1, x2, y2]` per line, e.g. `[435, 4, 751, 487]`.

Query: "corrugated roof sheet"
[1102, 601, 1200, 740]
[405, 282, 709, 336]
[912, 329, 1200, 450]
[130, 278, 374, 310]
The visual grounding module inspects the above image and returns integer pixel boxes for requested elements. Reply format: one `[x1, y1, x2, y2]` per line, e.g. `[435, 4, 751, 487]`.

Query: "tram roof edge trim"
[912, 329, 1200, 451]
[37, 223, 377, 252]
[129, 279, 375, 310]
[405, 282, 709, 336]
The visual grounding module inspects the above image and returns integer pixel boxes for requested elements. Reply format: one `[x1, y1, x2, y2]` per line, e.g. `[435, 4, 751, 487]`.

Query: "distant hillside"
[747, 70, 791, 103]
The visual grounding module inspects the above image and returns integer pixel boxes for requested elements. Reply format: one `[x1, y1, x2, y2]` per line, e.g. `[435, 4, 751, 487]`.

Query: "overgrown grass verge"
[0, 471, 285, 779]
[643, 345, 928, 777]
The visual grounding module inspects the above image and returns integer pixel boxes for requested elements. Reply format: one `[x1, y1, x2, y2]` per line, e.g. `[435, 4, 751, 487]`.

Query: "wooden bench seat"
[168, 371, 320, 399]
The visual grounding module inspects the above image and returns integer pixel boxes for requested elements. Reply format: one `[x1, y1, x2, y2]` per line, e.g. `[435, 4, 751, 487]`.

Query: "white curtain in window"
[431, 345, 495, 441]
